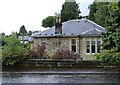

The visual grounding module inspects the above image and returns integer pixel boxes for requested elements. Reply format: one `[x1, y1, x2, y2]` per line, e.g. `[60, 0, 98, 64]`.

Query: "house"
[18, 36, 30, 44]
[30, 17, 106, 60]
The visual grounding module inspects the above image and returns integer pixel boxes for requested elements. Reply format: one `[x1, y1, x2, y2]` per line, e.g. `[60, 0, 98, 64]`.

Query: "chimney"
[55, 13, 62, 34]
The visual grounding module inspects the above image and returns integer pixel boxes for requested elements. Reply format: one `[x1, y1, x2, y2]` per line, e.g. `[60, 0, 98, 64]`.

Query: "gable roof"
[32, 19, 106, 37]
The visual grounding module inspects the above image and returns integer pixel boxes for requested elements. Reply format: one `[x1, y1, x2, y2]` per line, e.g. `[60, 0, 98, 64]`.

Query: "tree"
[42, 16, 56, 28]
[19, 25, 27, 35]
[88, 2, 109, 28]
[0, 35, 7, 46]
[89, 1, 120, 52]
[28, 31, 32, 36]
[2, 32, 28, 65]
[102, 2, 120, 52]
[107, 2, 120, 32]
[1, 33, 5, 36]
[61, 0, 81, 22]
[88, 2, 97, 21]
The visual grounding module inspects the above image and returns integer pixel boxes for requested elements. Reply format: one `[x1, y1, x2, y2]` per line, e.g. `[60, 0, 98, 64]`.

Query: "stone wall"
[30, 36, 102, 60]
[45, 38, 70, 57]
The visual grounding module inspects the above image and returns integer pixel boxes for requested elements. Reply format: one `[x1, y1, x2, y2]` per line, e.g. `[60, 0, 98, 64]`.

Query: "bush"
[94, 50, 120, 66]
[2, 32, 28, 66]
[52, 49, 81, 60]
[2, 46, 28, 65]
[28, 49, 37, 59]
[36, 44, 46, 58]
[28, 44, 46, 59]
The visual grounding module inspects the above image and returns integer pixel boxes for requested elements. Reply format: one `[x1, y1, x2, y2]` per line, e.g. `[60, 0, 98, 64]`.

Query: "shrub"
[52, 49, 81, 60]
[2, 46, 28, 65]
[28, 44, 46, 59]
[36, 44, 46, 58]
[28, 49, 37, 59]
[94, 50, 120, 66]
[113, 52, 120, 65]
[2, 32, 28, 66]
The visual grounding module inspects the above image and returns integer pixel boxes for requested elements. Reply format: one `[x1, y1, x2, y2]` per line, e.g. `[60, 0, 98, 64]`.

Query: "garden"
[1, 32, 120, 67]
[1, 32, 82, 66]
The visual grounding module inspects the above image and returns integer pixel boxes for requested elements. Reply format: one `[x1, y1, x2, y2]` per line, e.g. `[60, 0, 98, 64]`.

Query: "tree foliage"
[102, 2, 120, 52]
[61, 0, 81, 22]
[88, 2, 109, 28]
[42, 16, 56, 28]
[28, 31, 32, 36]
[19, 25, 27, 35]
[89, 1, 120, 52]
[94, 50, 120, 66]
[88, 2, 97, 21]
[2, 32, 28, 65]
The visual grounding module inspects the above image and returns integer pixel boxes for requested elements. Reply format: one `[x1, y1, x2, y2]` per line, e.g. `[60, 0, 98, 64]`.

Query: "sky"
[0, 0, 94, 35]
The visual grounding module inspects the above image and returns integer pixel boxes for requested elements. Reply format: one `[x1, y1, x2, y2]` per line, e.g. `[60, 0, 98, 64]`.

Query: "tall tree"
[19, 25, 27, 35]
[61, 0, 81, 22]
[88, 2, 97, 21]
[107, 2, 120, 32]
[42, 16, 56, 28]
[89, 1, 120, 52]
[88, 2, 109, 28]
[102, 2, 120, 52]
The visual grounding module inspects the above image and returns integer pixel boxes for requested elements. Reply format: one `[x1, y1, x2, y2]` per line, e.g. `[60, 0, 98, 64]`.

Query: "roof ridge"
[62, 19, 82, 24]
[87, 19, 105, 30]
[81, 28, 101, 35]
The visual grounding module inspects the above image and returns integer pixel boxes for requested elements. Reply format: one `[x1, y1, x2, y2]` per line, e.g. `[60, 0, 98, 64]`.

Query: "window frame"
[86, 41, 90, 54]
[97, 41, 101, 53]
[91, 41, 96, 53]
[70, 38, 77, 52]
[85, 38, 101, 54]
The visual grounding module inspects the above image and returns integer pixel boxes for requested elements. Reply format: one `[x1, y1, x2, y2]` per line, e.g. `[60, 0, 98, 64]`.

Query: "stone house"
[30, 18, 106, 60]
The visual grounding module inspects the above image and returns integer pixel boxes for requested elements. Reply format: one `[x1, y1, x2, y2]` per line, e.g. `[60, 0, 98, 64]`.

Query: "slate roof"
[18, 36, 30, 41]
[32, 19, 106, 37]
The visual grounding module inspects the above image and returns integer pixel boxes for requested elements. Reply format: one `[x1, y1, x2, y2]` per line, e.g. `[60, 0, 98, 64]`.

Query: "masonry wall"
[31, 36, 102, 60]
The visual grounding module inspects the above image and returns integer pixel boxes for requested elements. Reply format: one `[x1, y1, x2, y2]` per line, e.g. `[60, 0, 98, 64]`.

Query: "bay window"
[86, 38, 101, 54]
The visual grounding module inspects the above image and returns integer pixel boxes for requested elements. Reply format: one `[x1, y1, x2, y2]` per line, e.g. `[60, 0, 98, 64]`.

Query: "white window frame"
[86, 38, 101, 55]
[97, 38, 101, 53]
[70, 38, 77, 53]
[86, 38, 91, 55]
[91, 38, 96, 54]
[86, 40, 90, 54]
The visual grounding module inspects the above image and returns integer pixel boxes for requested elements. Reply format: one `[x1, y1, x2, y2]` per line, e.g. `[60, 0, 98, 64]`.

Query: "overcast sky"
[0, 0, 94, 35]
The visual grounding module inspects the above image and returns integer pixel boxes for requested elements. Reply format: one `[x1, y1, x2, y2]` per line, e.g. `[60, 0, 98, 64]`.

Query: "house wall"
[31, 36, 102, 60]
[41, 38, 71, 57]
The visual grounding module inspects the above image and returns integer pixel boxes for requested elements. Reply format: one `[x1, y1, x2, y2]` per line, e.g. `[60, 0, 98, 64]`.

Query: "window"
[71, 39, 76, 52]
[86, 41, 90, 53]
[86, 38, 101, 54]
[97, 41, 101, 53]
[91, 41, 95, 53]
[41, 41, 47, 45]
